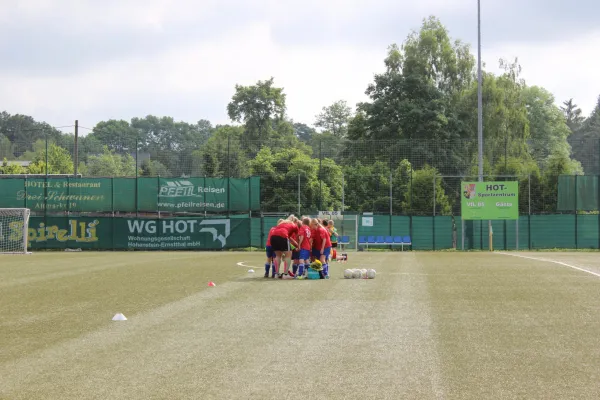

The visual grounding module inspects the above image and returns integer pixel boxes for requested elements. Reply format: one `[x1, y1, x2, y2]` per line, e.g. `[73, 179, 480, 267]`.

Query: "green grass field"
[2, 251, 600, 399]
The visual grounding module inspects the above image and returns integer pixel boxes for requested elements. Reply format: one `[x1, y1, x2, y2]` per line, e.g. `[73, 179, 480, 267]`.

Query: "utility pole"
[74, 120, 79, 177]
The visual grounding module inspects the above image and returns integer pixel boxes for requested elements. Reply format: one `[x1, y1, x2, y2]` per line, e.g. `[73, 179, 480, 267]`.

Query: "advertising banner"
[0, 177, 260, 213]
[461, 181, 519, 220]
[27, 217, 251, 250]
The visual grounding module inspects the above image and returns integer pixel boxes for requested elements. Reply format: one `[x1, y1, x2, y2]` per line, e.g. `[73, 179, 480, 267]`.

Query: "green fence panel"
[434, 216, 454, 249]
[412, 216, 433, 250]
[558, 175, 599, 211]
[340, 216, 357, 248]
[229, 178, 249, 212]
[391, 216, 411, 237]
[251, 217, 262, 248]
[261, 217, 280, 248]
[24, 214, 595, 251]
[0, 179, 26, 208]
[457, 219, 482, 250]
[250, 177, 261, 211]
[358, 215, 391, 239]
[501, 218, 530, 250]
[530, 214, 575, 249]
[112, 178, 136, 212]
[577, 214, 599, 249]
[490, 220, 506, 250]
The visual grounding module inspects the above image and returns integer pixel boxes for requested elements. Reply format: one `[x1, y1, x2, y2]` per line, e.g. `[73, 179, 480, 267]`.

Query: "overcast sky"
[1, 0, 598, 132]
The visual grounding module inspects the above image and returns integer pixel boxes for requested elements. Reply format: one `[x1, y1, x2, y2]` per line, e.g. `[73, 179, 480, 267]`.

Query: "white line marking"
[497, 252, 600, 278]
[236, 261, 258, 268]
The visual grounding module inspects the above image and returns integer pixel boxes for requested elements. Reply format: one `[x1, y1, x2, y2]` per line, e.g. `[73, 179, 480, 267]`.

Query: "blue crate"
[307, 269, 321, 280]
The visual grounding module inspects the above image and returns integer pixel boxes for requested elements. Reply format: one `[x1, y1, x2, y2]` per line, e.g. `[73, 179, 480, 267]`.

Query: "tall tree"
[560, 99, 584, 132]
[353, 17, 475, 173]
[315, 100, 352, 137]
[227, 78, 286, 151]
[28, 143, 74, 174]
[247, 147, 341, 213]
[90, 119, 138, 152]
[128, 116, 212, 176]
[523, 86, 573, 167]
[86, 146, 137, 177]
[459, 59, 530, 171]
[191, 125, 247, 178]
[0, 112, 65, 157]
[569, 96, 600, 174]
[0, 135, 14, 160]
[292, 122, 316, 143]
[401, 16, 475, 97]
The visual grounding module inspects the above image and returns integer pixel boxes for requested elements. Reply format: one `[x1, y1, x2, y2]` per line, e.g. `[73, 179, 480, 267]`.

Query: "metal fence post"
[528, 174, 531, 250]
[342, 172, 345, 212]
[157, 175, 161, 219]
[319, 138, 322, 211]
[45, 132, 48, 176]
[409, 169, 413, 243]
[433, 174, 436, 250]
[135, 137, 139, 217]
[575, 174, 578, 249]
[389, 170, 393, 239]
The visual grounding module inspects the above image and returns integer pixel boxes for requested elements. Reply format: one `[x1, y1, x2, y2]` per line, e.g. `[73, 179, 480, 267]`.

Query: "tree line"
[1, 16, 599, 215]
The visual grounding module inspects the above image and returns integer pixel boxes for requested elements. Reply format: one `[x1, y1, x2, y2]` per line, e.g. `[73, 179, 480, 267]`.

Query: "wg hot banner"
[26, 217, 251, 250]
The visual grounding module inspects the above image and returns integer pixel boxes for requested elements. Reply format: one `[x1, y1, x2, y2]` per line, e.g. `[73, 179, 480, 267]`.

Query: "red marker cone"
[208, 281, 216, 287]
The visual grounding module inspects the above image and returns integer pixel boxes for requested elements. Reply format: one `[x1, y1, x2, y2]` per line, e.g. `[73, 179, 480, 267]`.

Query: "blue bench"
[337, 235, 350, 250]
[358, 235, 412, 250]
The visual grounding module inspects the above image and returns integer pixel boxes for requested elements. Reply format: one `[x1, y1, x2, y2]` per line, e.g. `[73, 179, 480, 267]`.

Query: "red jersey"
[299, 225, 311, 250]
[290, 231, 298, 247]
[311, 227, 321, 249]
[319, 226, 331, 248]
[266, 226, 276, 247]
[271, 223, 298, 239]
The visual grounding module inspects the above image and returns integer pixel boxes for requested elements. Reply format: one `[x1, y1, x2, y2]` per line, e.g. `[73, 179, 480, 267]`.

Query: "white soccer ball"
[352, 269, 361, 279]
[344, 269, 353, 279]
[360, 269, 368, 279]
[367, 269, 376, 279]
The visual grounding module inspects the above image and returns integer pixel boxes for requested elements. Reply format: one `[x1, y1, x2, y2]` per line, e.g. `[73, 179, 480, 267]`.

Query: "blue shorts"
[299, 249, 311, 260]
[266, 246, 274, 258]
[292, 251, 299, 260]
[323, 247, 331, 260]
[311, 249, 321, 259]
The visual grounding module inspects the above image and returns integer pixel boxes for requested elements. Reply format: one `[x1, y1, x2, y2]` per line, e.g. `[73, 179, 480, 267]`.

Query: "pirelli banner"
[0, 177, 261, 213]
[27, 216, 251, 250]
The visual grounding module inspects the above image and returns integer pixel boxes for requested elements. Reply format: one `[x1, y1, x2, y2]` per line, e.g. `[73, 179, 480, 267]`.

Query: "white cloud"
[485, 30, 600, 115]
[0, 21, 386, 127]
[0, 0, 598, 130]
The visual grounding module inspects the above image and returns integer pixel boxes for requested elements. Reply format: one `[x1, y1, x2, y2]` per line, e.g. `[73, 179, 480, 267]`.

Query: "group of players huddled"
[265, 215, 338, 279]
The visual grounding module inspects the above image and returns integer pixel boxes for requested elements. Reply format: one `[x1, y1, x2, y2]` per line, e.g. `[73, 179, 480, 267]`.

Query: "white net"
[0, 208, 31, 254]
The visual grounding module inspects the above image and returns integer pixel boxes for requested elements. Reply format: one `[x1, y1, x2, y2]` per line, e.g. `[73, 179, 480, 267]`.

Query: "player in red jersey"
[264, 220, 282, 278]
[319, 221, 332, 278]
[296, 217, 312, 278]
[290, 227, 300, 275]
[269, 219, 299, 278]
[310, 218, 321, 263]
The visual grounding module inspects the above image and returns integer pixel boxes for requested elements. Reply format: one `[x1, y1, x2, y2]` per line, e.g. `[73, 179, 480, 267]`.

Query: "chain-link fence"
[0, 132, 598, 216]
[1, 128, 600, 250]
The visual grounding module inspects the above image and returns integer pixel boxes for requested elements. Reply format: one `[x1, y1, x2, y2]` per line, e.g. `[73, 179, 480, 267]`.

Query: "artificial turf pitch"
[1, 251, 600, 399]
